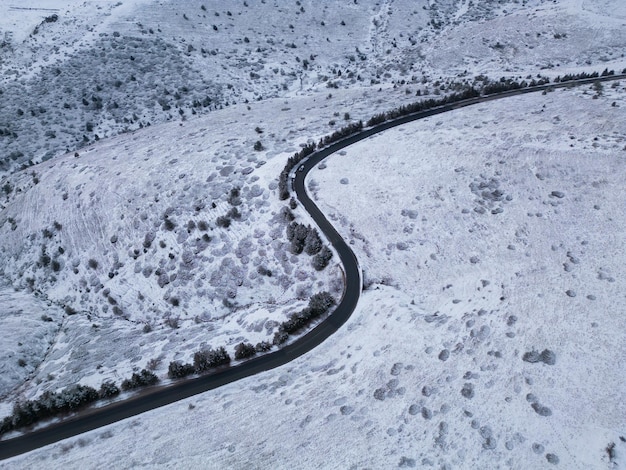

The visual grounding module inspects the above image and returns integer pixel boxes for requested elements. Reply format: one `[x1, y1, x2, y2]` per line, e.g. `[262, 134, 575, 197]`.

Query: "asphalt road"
[1, 72, 624, 461]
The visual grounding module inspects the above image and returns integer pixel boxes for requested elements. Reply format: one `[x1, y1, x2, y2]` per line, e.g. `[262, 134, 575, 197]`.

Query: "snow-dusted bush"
[234, 342, 256, 360]
[120, 369, 158, 391]
[255, 341, 272, 352]
[99, 381, 120, 399]
[312, 246, 333, 271]
[193, 347, 231, 373]
[168, 361, 195, 379]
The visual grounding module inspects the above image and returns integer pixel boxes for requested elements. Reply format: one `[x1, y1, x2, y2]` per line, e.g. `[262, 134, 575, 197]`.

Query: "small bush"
[87, 258, 98, 269]
[193, 347, 231, 373]
[163, 218, 176, 231]
[523, 349, 555, 365]
[255, 341, 272, 352]
[253, 141, 264, 151]
[168, 361, 195, 379]
[99, 381, 120, 398]
[273, 331, 288, 345]
[216, 215, 231, 228]
[234, 342, 256, 360]
[606, 442, 616, 462]
[312, 246, 333, 270]
[64, 305, 77, 315]
[227, 187, 241, 205]
[531, 403, 552, 416]
[164, 316, 180, 329]
[121, 369, 158, 391]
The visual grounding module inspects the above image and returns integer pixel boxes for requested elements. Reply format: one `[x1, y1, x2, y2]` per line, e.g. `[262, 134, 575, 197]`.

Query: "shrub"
[143, 231, 156, 249]
[540, 349, 556, 365]
[227, 207, 241, 220]
[304, 228, 322, 255]
[99, 381, 120, 398]
[278, 292, 335, 335]
[273, 331, 289, 345]
[64, 305, 77, 315]
[523, 348, 556, 365]
[163, 218, 176, 231]
[257, 265, 272, 277]
[227, 187, 242, 206]
[286, 222, 310, 254]
[280, 206, 295, 222]
[121, 369, 158, 391]
[308, 291, 335, 315]
[606, 442, 616, 462]
[216, 215, 231, 228]
[312, 246, 333, 270]
[87, 258, 98, 269]
[193, 347, 230, 373]
[164, 316, 180, 329]
[522, 350, 541, 363]
[253, 141, 264, 151]
[168, 361, 195, 379]
[234, 342, 256, 360]
[255, 341, 272, 352]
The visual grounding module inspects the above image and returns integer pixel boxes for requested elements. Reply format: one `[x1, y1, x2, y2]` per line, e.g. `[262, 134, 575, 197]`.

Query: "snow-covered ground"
[4, 68, 625, 470]
[1, 0, 626, 468]
[2, 0, 625, 174]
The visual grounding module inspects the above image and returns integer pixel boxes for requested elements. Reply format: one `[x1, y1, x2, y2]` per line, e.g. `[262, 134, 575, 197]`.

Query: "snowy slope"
[1, 0, 625, 468]
[4, 70, 625, 470]
[0, 81, 441, 407]
[2, 0, 624, 175]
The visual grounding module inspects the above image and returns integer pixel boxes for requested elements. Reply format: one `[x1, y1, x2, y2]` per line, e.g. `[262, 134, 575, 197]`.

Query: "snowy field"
[4, 68, 626, 470]
[2, 0, 625, 174]
[1, 0, 626, 468]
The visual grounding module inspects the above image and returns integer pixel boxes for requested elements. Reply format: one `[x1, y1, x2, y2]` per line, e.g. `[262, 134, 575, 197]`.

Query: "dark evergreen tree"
[312, 246, 333, 270]
[304, 228, 322, 255]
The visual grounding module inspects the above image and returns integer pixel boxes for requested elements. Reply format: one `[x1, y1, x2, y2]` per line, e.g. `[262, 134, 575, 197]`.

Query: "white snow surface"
[4, 73, 626, 470]
[1, 0, 626, 468]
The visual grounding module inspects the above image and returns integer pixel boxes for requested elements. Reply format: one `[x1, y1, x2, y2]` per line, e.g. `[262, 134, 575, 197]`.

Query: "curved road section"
[1, 73, 624, 460]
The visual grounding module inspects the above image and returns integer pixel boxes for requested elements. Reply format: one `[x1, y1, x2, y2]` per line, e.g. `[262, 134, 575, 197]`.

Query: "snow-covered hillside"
[2, 0, 625, 175]
[1, 0, 626, 468]
[4, 81, 625, 470]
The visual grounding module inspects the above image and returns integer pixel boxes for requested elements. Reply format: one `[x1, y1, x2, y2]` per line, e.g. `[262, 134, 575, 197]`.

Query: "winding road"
[1, 73, 624, 461]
